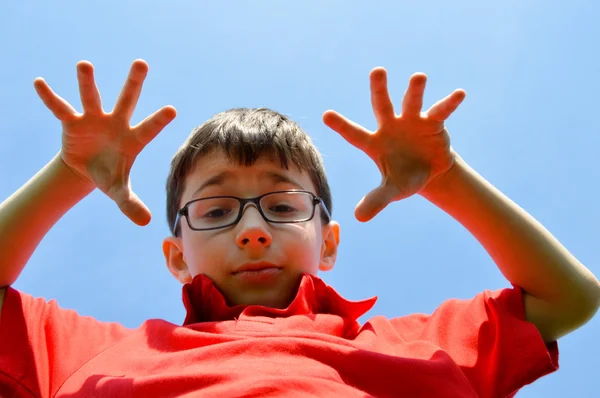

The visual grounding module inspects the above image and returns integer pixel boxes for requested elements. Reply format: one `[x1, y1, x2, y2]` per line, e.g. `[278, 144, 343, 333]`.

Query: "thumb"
[354, 185, 396, 222]
[110, 185, 152, 226]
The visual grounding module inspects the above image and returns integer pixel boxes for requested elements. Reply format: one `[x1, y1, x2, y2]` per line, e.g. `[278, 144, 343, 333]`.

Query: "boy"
[0, 59, 598, 397]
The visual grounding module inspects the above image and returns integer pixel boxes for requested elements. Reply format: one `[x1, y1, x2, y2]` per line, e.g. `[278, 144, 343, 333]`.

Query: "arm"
[421, 155, 600, 343]
[0, 60, 175, 314]
[0, 154, 94, 288]
[324, 68, 600, 343]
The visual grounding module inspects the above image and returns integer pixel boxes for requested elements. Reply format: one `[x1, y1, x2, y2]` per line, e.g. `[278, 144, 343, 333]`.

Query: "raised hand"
[323, 68, 465, 222]
[34, 60, 176, 226]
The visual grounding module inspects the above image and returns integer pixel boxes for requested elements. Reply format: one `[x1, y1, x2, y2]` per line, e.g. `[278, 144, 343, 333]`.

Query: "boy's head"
[162, 108, 340, 309]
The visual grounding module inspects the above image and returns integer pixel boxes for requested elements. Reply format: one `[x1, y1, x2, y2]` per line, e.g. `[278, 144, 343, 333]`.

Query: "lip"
[232, 262, 282, 274]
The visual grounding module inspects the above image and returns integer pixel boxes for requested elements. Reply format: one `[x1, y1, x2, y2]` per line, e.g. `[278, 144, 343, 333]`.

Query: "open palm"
[34, 60, 176, 225]
[323, 68, 466, 222]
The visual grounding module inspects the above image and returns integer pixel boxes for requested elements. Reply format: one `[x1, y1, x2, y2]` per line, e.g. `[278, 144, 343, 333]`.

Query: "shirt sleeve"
[390, 284, 559, 398]
[0, 287, 130, 398]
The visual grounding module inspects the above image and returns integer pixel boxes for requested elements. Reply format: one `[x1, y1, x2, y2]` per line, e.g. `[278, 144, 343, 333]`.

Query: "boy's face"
[163, 150, 340, 309]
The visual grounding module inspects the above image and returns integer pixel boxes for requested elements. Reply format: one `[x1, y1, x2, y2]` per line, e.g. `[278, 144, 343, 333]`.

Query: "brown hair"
[166, 108, 332, 236]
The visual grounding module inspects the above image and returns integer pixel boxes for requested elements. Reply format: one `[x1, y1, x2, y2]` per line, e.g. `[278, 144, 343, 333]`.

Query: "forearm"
[421, 155, 600, 312]
[0, 153, 95, 287]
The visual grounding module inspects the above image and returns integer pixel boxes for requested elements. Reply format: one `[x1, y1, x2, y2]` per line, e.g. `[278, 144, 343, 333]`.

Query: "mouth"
[231, 262, 282, 275]
[231, 262, 283, 285]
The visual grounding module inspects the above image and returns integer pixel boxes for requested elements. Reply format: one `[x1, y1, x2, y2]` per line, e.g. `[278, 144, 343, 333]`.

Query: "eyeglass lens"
[187, 192, 314, 229]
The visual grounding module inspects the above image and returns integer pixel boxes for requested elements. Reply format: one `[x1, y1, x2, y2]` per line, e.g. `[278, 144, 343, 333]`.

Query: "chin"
[246, 294, 290, 309]
[224, 273, 304, 309]
[231, 288, 294, 309]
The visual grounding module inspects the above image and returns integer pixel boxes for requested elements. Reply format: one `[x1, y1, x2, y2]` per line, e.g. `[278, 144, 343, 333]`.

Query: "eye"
[202, 207, 233, 219]
[269, 204, 298, 213]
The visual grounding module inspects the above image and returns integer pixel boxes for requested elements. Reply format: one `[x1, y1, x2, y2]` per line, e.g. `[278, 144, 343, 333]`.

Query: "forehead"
[181, 150, 316, 202]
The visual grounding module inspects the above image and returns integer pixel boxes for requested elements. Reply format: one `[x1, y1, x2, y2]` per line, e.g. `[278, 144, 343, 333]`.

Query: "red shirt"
[0, 274, 558, 397]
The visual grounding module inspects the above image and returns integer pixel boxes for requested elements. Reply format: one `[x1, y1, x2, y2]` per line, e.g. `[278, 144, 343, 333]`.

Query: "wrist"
[419, 151, 468, 201]
[53, 153, 97, 195]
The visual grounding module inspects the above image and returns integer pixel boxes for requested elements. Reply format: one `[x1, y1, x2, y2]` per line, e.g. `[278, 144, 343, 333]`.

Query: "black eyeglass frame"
[173, 190, 331, 235]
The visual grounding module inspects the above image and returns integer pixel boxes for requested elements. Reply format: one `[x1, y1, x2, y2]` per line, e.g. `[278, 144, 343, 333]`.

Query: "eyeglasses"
[173, 190, 331, 234]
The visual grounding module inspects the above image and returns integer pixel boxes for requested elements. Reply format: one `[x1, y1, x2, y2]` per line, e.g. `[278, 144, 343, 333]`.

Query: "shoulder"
[0, 287, 133, 396]
[360, 287, 558, 396]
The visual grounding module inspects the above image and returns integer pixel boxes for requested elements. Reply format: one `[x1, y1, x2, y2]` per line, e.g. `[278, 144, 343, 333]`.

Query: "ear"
[162, 236, 193, 284]
[319, 221, 340, 272]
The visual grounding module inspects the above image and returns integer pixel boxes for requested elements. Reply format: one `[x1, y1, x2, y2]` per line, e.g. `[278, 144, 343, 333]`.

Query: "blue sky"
[1, 1, 599, 396]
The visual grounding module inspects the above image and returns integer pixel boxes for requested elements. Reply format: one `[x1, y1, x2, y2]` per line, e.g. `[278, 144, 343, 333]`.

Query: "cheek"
[282, 224, 323, 266]
[181, 233, 229, 276]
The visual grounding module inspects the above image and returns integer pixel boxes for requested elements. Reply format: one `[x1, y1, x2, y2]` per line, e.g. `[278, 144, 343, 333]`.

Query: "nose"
[235, 205, 273, 251]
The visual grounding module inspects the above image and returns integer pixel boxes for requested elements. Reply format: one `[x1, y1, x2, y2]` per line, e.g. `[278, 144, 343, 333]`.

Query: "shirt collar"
[182, 273, 377, 325]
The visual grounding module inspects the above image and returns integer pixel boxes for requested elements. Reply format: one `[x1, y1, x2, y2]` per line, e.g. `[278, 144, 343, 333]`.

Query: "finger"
[426, 89, 466, 122]
[33, 78, 78, 122]
[401, 73, 427, 118]
[110, 184, 152, 226]
[133, 105, 177, 146]
[370, 67, 395, 126]
[113, 59, 149, 120]
[354, 185, 396, 222]
[322, 110, 372, 152]
[76, 61, 103, 114]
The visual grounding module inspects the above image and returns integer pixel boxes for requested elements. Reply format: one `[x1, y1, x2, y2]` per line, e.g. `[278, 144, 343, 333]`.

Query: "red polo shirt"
[0, 274, 558, 397]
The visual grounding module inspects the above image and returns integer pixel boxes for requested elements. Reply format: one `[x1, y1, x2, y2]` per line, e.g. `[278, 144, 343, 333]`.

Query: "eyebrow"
[192, 170, 305, 197]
